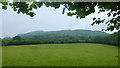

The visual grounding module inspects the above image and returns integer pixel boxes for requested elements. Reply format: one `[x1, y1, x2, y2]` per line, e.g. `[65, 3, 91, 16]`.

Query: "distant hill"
[2, 30, 119, 46]
[18, 30, 109, 41]
[3, 36, 12, 40]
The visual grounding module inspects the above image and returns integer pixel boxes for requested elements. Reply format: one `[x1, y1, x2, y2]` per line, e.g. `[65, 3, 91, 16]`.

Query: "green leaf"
[32, 4, 37, 9]
[107, 25, 114, 31]
[93, 17, 96, 20]
[2, 6, 7, 10]
[80, 14, 85, 18]
[9, 3, 13, 6]
[29, 12, 35, 17]
[51, 3, 60, 9]
[13, 7, 17, 11]
[36, 2, 43, 8]
[67, 12, 73, 16]
[44, 3, 50, 7]
[2, 2, 8, 5]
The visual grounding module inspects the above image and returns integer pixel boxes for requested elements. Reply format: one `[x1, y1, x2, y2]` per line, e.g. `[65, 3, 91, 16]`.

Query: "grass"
[2, 43, 118, 66]
[0, 47, 2, 67]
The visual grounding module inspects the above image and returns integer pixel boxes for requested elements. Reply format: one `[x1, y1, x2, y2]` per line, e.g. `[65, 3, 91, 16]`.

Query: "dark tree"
[13, 36, 22, 40]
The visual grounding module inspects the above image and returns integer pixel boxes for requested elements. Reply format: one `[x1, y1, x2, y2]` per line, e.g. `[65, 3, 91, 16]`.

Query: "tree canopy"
[1, 2, 120, 31]
[13, 36, 22, 40]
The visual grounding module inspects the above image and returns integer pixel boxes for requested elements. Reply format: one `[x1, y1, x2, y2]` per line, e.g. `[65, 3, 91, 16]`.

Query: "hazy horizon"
[1, 29, 111, 38]
[0, 4, 118, 38]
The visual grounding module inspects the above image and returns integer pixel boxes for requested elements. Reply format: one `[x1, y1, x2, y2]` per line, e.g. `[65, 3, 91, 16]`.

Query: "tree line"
[1, 30, 119, 46]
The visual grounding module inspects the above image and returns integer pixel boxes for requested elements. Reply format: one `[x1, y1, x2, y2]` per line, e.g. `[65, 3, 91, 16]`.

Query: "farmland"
[2, 43, 118, 66]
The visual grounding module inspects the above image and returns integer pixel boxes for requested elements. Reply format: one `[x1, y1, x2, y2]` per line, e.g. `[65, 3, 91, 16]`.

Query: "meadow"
[2, 43, 118, 66]
[0, 47, 2, 67]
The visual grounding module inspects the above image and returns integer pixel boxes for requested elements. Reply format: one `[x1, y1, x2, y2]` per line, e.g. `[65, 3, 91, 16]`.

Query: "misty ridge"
[2, 29, 119, 46]
[17, 29, 109, 40]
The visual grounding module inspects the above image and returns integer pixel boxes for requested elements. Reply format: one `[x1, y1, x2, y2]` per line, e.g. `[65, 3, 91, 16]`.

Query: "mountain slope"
[18, 30, 109, 40]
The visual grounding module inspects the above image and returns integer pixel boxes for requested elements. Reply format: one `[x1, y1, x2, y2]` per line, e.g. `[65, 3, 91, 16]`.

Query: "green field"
[2, 43, 118, 66]
[0, 47, 2, 67]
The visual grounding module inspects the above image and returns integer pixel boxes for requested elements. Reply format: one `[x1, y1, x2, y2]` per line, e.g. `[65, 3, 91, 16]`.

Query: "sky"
[0, 4, 118, 38]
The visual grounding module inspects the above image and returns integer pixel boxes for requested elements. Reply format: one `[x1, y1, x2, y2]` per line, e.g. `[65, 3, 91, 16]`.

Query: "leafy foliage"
[1, 2, 120, 31]
[105, 30, 120, 45]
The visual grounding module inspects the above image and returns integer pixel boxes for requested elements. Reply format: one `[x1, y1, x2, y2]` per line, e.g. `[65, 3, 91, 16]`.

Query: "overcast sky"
[0, 4, 118, 38]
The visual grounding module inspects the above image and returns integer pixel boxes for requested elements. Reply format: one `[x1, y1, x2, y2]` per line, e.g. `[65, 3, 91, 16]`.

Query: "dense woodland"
[1, 30, 120, 46]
